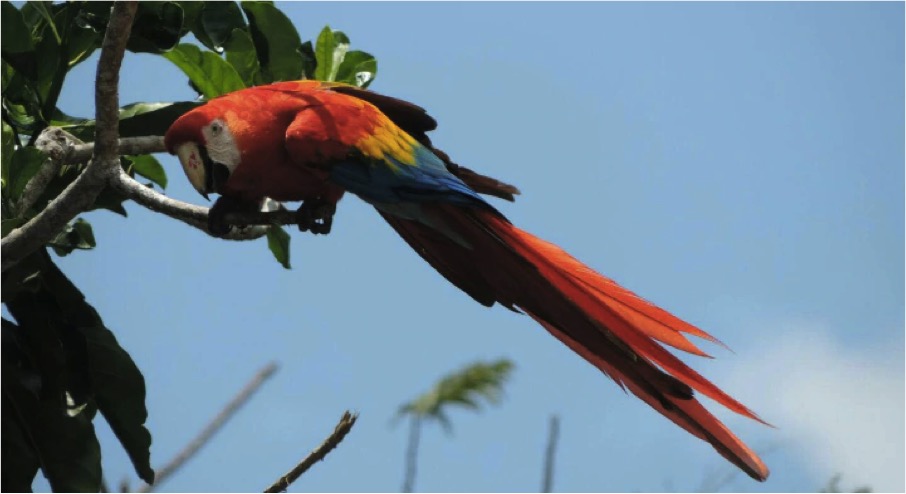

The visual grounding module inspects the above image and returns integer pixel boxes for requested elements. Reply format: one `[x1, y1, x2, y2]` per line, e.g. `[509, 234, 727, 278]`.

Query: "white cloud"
[726, 321, 905, 492]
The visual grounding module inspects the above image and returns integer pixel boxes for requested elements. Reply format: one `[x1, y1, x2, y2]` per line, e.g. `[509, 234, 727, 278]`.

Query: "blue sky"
[30, 2, 904, 492]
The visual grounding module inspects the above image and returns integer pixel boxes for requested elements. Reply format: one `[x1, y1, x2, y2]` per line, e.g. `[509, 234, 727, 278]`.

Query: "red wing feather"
[380, 204, 769, 481]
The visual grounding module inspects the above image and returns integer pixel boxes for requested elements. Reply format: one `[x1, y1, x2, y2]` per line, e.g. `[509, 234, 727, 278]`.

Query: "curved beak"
[175, 142, 231, 200]
[175, 142, 210, 199]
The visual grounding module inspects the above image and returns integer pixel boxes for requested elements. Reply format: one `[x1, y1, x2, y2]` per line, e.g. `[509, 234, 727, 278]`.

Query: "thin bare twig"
[402, 415, 421, 493]
[264, 411, 359, 493]
[0, 1, 137, 272]
[541, 415, 560, 493]
[137, 362, 280, 493]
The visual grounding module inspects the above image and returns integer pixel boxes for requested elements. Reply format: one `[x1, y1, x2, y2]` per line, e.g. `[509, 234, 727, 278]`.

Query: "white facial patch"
[201, 119, 241, 173]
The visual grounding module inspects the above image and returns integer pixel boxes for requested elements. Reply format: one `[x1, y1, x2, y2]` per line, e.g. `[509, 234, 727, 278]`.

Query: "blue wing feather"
[329, 145, 493, 210]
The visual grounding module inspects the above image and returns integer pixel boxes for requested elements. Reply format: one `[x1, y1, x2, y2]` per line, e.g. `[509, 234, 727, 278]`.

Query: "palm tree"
[395, 359, 514, 492]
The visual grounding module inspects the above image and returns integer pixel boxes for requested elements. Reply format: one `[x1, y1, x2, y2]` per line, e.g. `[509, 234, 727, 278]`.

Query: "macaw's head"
[164, 105, 244, 200]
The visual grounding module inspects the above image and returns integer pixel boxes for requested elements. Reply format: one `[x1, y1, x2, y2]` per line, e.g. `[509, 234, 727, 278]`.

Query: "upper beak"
[175, 142, 232, 200]
[175, 142, 211, 200]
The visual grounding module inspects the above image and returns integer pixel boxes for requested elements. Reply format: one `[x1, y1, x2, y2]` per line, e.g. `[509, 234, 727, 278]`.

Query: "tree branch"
[69, 135, 166, 162]
[15, 129, 78, 216]
[137, 362, 280, 493]
[108, 168, 274, 240]
[0, 1, 137, 272]
[49, 132, 302, 240]
[264, 411, 359, 493]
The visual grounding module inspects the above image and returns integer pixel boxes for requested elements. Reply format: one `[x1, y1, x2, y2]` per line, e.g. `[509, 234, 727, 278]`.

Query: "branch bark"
[36, 131, 303, 241]
[15, 128, 77, 217]
[264, 411, 359, 493]
[137, 362, 280, 493]
[0, 1, 137, 272]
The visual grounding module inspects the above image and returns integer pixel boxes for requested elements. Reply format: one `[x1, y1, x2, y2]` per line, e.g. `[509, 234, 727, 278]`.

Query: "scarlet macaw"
[164, 80, 769, 481]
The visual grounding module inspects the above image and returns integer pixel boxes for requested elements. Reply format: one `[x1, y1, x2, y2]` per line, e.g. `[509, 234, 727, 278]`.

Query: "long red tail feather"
[381, 205, 769, 481]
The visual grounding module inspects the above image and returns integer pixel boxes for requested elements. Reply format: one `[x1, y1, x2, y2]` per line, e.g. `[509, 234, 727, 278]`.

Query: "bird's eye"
[211, 122, 222, 135]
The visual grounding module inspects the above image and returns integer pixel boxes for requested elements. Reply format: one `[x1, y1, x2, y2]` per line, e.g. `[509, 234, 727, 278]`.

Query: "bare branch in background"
[402, 416, 421, 493]
[541, 415, 560, 493]
[0, 1, 138, 272]
[137, 362, 280, 493]
[264, 411, 359, 493]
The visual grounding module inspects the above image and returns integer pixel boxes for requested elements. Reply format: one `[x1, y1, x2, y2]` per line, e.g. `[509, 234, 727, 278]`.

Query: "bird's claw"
[296, 199, 336, 235]
[208, 196, 237, 237]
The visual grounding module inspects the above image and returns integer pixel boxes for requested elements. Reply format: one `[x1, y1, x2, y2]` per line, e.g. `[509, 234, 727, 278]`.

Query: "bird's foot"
[208, 196, 260, 237]
[296, 198, 336, 235]
[208, 196, 238, 237]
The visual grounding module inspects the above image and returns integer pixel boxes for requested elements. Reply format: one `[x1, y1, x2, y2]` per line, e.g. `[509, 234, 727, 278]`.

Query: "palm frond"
[396, 359, 514, 431]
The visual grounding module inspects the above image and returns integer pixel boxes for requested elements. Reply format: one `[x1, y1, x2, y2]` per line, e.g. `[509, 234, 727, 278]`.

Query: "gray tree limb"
[264, 411, 359, 493]
[37, 131, 304, 241]
[15, 129, 80, 217]
[0, 1, 137, 272]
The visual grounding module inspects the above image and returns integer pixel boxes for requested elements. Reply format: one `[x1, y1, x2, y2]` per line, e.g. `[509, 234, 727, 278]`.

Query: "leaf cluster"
[3, 250, 152, 492]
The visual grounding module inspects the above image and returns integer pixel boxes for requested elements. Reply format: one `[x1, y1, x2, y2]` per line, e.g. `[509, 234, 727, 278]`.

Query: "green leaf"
[7, 146, 45, 202]
[25, 1, 60, 43]
[334, 50, 377, 88]
[2, 392, 41, 492]
[314, 26, 350, 82]
[1, 319, 42, 491]
[33, 19, 62, 108]
[80, 323, 155, 484]
[2, 60, 42, 131]
[242, 1, 304, 82]
[163, 43, 245, 99]
[299, 40, 316, 79]
[198, 1, 246, 50]
[2, 1, 38, 81]
[0, 251, 43, 302]
[127, 2, 184, 54]
[2, 118, 14, 189]
[49, 218, 96, 257]
[1, 2, 36, 54]
[224, 28, 261, 87]
[129, 154, 167, 189]
[174, 1, 202, 37]
[4, 276, 103, 492]
[64, 21, 102, 68]
[119, 101, 200, 138]
[396, 359, 514, 429]
[60, 100, 201, 142]
[72, 1, 111, 32]
[8, 251, 155, 485]
[3, 362, 101, 492]
[266, 225, 291, 269]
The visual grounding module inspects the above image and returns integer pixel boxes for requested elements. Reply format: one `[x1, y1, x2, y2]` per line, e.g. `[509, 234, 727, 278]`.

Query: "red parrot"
[164, 80, 769, 481]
